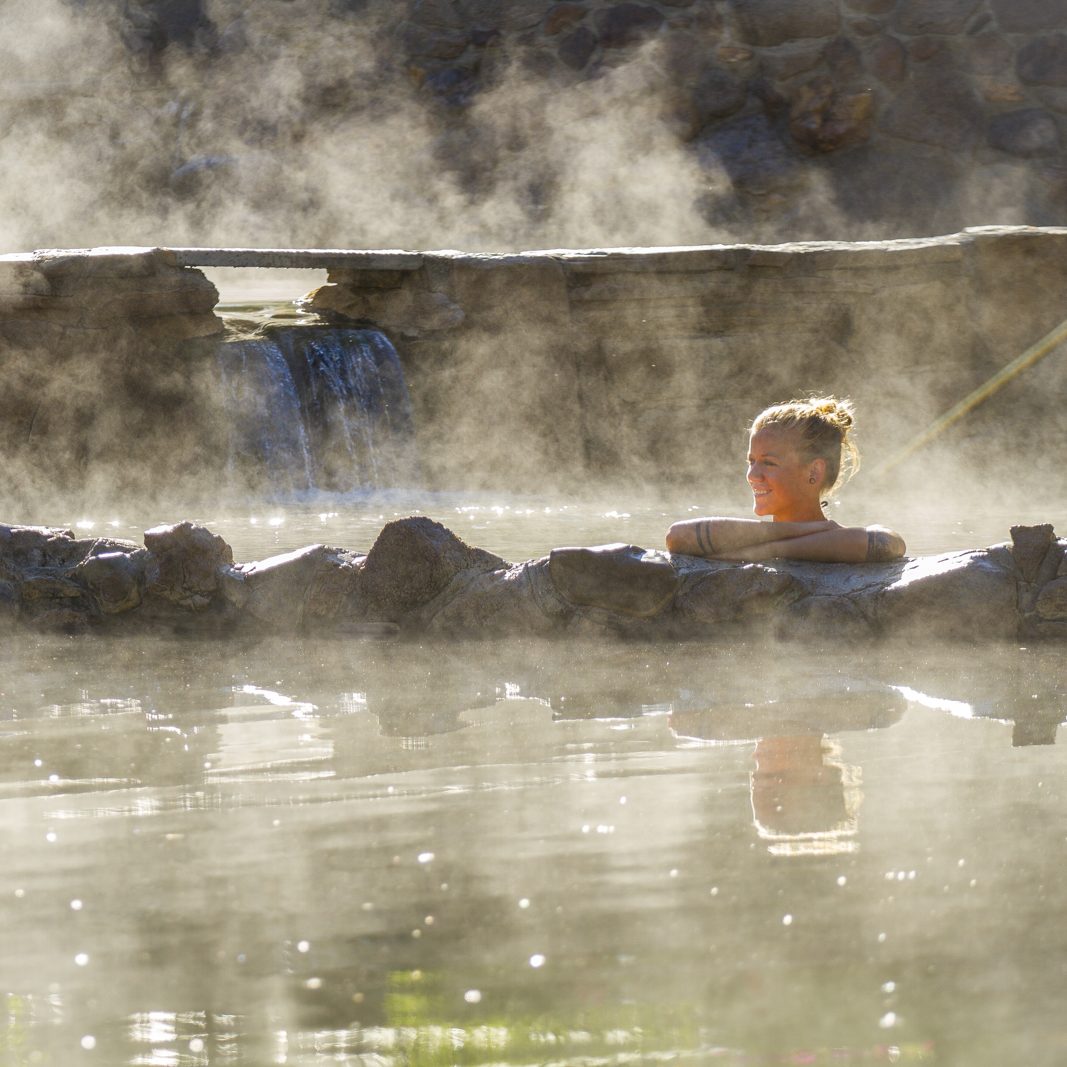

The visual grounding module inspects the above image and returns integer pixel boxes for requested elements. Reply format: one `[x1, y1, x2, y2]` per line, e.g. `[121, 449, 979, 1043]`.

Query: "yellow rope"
[870, 313, 1067, 479]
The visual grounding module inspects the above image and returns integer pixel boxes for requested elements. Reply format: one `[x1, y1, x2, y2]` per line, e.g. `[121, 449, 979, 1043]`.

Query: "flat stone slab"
[1, 516, 1064, 643]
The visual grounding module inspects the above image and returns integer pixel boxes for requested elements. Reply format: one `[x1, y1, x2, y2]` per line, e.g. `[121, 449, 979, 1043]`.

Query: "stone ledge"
[1, 516, 1061, 643]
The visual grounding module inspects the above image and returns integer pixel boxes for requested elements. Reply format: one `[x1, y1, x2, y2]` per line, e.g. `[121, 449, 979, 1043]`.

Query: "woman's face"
[747, 425, 823, 522]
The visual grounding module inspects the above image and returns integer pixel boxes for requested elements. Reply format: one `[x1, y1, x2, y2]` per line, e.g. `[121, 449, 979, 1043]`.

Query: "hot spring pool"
[1, 494, 1064, 1066]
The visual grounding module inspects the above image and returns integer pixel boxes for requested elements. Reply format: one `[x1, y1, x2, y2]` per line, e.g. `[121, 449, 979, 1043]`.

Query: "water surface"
[1, 498, 1063, 1066]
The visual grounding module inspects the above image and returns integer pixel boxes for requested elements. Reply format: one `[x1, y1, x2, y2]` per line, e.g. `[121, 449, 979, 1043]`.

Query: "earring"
[809, 475, 816, 484]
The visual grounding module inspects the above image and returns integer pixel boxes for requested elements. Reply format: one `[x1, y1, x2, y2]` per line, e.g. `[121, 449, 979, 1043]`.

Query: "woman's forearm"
[713, 526, 906, 563]
[666, 517, 835, 557]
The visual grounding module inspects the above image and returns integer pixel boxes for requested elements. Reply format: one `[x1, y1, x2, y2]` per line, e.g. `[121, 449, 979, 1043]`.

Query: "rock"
[144, 521, 234, 610]
[988, 110, 1061, 158]
[360, 517, 506, 623]
[690, 65, 747, 125]
[849, 17, 884, 36]
[593, 4, 664, 49]
[308, 284, 464, 336]
[1017, 35, 1067, 87]
[679, 563, 799, 625]
[824, 38, 863, 82]
[978, 79, 1027, 104]
[880, 70, 983, 150]
[760, 47, 825, 83]
[425, 560, 570, 634]
[873, 549, 1018, 640]
[991, 0, 1067, 33]
[697, 112, 802, 195]
[557, 26, 597, 69]
[1036, 577, 1067, 620]
[1011, 523, 1055, 582]
[789, 77, 874, 152]
[968, 33, 1013, 76]
[544, 3, 586, 36]
[73, 551, 147, 615]
[846, 0, 895, 12]
[401, 23, 469, 61]
[233, 544, 364, 630]
[893, 0, 981, 35]
[777, 595, 874, 641]
[730, 0, 840, 46]
[548, 544, 678, 617]
[866, 35, 908, 84]
[908, 36, 951, 64]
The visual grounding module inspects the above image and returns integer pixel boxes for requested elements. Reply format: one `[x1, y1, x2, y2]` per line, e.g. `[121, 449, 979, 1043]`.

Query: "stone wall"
[3, 229, 1067, 501]
[8, 0, 1067, 250]
[0, 248, 225, 506]
[305, 226, 1067, 494]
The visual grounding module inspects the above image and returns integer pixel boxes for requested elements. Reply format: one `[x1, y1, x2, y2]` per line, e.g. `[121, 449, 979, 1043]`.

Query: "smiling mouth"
[751, 488, 770, 496]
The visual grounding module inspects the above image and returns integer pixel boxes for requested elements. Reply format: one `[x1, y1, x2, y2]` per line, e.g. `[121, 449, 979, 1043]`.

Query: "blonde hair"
[751, 395, 860, 494]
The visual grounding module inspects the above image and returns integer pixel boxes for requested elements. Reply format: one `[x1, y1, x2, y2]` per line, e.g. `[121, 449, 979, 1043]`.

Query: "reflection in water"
[751, 735, 862, 857]
[1, 634, 1066, 1065]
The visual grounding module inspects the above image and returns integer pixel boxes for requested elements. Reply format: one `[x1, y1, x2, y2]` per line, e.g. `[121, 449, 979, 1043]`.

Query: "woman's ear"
[809, 457, 827, 487]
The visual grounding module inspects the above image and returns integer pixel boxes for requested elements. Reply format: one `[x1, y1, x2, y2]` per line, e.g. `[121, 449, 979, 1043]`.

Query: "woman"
[665, 396, 906, 563]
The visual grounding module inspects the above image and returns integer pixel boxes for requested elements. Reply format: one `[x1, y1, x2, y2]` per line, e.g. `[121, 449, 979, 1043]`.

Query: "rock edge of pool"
[2, 515, 1065, 642]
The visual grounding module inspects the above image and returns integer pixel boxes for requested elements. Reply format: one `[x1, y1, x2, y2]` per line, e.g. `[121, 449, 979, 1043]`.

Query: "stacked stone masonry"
[24, 0, 1067, 238]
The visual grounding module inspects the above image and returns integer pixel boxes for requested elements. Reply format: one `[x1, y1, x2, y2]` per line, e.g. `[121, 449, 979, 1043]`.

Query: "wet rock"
[593, 4, 664, 49]
[425, 560, 569, 635]
[991, 0, 1067, 33]
[1036, 577, 1067, 621]
[233, 544, 364, 630]
[777, 595, 873, 642]
[557, 26, 597, 70]
[144, 521, 234, 610]
[360, 517, 505, 623]
[988, 109, 1061, 158]
[1011, 523, 1055, 582]
[548, 544, 678, 617]
[73, 551, 147, 615]
[874, 548, 1018, 640]
[893, 0, 981, 35]
[1017, 35, 1067, 87]
[678, 563, 799, 625]
[730, 0, 840, 47]
[789, 77, 874, 152]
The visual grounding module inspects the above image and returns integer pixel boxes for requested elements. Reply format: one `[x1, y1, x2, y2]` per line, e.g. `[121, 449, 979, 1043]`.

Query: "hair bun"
[807, 395, 854, 431]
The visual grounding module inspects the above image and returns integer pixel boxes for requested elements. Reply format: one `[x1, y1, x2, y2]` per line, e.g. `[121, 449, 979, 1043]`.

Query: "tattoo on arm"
[866, 529, 898, 563]
[695, 521, 713, 556]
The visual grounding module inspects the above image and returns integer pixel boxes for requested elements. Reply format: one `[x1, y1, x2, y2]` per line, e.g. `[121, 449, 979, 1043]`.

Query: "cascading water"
[215, 322, 417, 495]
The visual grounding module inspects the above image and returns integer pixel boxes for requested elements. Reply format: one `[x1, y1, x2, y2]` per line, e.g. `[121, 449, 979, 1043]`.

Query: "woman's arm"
[712, 525, 907, 564]
[665, 517, 837, 557]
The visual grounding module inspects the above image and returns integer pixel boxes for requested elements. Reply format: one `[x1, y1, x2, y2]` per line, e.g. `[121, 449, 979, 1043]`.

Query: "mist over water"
[2, 5, 1067, 1064]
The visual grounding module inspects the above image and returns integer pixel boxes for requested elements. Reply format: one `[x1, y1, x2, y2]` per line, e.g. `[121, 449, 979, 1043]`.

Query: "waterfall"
[215, 325, 417, 494]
